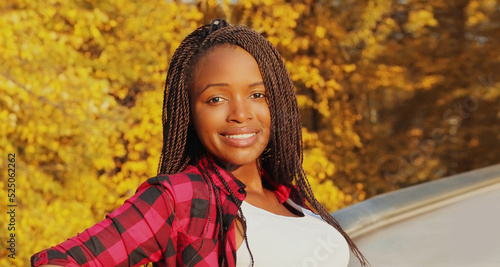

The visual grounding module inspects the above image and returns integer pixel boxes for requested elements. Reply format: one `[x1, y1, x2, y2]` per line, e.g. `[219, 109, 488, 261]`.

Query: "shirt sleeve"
[31, 177, 176, 267]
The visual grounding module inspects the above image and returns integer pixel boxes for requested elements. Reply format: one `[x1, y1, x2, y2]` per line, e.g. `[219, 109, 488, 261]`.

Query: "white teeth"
[225, 133, 256, 139]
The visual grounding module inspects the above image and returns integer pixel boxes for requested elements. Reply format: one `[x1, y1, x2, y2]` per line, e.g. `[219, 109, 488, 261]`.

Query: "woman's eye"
[207, 97, 223, 103]
[251, 93, 266, 99]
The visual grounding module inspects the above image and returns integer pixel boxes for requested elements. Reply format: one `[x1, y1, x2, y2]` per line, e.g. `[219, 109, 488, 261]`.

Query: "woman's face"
[190, 45, 271, 170]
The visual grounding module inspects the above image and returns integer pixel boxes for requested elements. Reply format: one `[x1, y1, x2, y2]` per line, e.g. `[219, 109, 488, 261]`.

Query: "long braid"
[206, 159, 255, 267]
[158, 18, 368, 266]
[158, 26, 211, 174]
[199, 159, 225, 256]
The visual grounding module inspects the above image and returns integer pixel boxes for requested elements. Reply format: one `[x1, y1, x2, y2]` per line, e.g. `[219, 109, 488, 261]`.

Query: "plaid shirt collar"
[200, 154, 292, 204]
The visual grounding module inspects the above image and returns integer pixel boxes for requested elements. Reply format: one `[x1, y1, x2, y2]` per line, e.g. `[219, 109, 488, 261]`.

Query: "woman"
[32, 19, 368, 267]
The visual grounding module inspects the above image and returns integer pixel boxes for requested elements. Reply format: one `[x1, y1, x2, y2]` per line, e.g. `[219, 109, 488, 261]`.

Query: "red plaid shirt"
[31, 156, 301, 266]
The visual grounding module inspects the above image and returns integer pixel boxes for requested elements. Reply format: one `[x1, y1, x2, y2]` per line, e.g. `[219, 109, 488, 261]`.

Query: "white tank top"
[236, 199, 349, 267]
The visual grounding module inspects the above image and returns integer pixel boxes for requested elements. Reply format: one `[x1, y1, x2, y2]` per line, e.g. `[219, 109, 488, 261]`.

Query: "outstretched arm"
[31, 179, 176, 267]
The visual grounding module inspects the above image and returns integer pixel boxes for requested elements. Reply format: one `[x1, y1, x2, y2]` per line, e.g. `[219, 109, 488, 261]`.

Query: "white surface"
[348, 182, 500, 267]
[237, 199, 350, 267]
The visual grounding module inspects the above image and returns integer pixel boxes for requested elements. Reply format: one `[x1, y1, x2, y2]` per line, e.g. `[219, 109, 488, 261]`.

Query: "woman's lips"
[220, 130, 259, 147]
[224, 133, 257, 139]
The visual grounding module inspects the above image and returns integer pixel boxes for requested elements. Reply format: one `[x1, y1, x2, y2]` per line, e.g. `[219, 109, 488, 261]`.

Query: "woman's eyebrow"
[200, 81, 264, 94]
[200, 83, 229, 94]
[249, 81, 264, 88]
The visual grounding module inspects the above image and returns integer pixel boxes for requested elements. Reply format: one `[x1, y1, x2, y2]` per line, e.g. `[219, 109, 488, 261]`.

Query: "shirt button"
[238, 188, 245, 194]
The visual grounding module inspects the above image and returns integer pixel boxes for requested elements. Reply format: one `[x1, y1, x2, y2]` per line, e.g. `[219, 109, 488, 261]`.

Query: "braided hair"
[157, 18, 368, 266]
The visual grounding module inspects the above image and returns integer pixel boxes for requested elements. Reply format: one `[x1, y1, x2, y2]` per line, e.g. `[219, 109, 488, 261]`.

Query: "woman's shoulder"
[139, 165, 202, 186]
[136, 165, 209, 199]
[273, 182, 308, 208]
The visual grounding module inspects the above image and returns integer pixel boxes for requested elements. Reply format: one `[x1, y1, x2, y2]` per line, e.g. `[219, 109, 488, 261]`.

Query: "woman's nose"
[227, 98, 252, 123]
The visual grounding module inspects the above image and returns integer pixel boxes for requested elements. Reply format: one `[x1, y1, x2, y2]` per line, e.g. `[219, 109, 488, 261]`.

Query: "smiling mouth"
[224, 133, 257, 139]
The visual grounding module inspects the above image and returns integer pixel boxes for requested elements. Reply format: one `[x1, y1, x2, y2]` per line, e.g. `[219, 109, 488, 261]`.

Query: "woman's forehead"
[191, 46, 264, 96]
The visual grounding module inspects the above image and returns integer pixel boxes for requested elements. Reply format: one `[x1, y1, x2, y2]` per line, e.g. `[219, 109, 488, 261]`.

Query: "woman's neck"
[224, 161, 265, 195]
